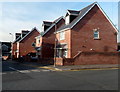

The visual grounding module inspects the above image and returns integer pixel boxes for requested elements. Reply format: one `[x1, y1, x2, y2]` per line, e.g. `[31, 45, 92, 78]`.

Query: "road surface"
[1, 60, 118, 90]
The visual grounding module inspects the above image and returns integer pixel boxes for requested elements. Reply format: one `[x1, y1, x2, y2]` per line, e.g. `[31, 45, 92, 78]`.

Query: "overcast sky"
[0, 2, 119, 42]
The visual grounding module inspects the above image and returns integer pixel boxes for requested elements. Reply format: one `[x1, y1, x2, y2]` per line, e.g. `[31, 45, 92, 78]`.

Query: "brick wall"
[12, 43, 17, 59]
[38, 58, 54, 65]
[19, 29, 39, 57]
[56, 29, 72, 58]
[55, 5, 118, 66]
[74, 52, 119, 65]
[55, 58, 63, 65]
[39, 18, 65, 58]
[55, 52, 120, 66]
[71, 5, 117, 58]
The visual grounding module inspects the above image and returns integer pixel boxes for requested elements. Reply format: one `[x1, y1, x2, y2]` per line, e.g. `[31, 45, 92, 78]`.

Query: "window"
[94, 30, 99, 39]
[65, 15, 70, 25]
[38, 39, 40, 43]
[32, 42, 35, 47]
[60, 31, 65, 40]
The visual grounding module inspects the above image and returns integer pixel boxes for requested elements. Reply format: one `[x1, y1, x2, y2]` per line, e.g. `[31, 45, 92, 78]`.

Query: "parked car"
[27, 52, 38, 62]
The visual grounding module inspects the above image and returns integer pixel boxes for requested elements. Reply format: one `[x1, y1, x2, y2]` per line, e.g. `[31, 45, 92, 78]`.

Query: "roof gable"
[56, 2, 95, 32]
[66, 10, 80, 16]
[42, 16, 64, 36]
[18, 27, 40, 43]
[56, 2, 118, 33]
[13, 36, 21, 44]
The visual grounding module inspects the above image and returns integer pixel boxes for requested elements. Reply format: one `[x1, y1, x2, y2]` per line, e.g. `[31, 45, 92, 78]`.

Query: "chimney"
[21, 30, 30, 38]
[15, 33, 21, 40]
[65, 10, 79, 25]
[42, 21, 52, 32]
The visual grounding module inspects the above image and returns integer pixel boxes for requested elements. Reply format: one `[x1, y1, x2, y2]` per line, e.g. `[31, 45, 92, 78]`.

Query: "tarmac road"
[2, 60, 119, 90]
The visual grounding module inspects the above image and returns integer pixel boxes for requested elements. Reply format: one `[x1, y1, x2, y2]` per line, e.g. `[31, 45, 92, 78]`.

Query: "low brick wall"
[2, 56, 9, 60]
[55, 52, 120, 66]
[74, 52, 120, 65]
[55, 58, 63, 66]
[38, 58, 54, 65]
[63, 58, 74, 65]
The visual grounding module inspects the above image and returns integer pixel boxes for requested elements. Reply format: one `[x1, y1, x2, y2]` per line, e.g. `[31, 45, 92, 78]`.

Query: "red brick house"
[35, 16, 65, 59]
[55, 2, 119, 65]
[12, 27, 40, 59]
[12, 32, 29, 59]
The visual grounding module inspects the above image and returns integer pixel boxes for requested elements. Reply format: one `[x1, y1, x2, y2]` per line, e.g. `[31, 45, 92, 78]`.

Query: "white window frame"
[38, 39, 40, 43]
[65, 15, 70, 25]
[59, 31, 65, 40]
[94, 30, 99, 39]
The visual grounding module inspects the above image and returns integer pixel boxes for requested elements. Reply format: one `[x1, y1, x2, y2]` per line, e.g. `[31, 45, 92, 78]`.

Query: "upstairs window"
[65, 15, 70, 25]
[59, 31, 65, 40]
[38, 39, 40, 43]
[94, 30, 99, 39]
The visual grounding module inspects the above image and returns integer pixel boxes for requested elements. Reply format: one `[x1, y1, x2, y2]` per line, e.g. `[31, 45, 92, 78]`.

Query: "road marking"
[39, 66, 62, 71]
[9, 67, 29, 74]
[63, 67, 119, 72]
[42, 70, 51, 72]
[19, 70, 31, 73]
[10, 72, 15, 74]
[30, 69, 41, 72]
[8, 67, 53, 74]
[0, 72, 6, 75]
[22, 62, 120, 72]
[9, 67, 19, 72]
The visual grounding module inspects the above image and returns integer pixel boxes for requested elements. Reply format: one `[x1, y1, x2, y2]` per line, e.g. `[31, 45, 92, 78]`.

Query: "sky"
[0, 2, 119, 42]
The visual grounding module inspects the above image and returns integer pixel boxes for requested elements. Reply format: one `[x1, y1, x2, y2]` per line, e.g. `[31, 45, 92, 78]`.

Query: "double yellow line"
[39, 67, 119, 72]
[22, 64, 119, 72]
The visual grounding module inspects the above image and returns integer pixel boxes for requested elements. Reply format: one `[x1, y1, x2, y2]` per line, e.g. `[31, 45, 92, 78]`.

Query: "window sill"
[94, 38, 101, 40]
[59, 39, 65, 41]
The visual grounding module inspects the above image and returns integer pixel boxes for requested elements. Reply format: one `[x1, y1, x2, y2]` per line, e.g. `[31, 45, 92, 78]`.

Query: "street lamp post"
[54, 22, 57, 67]
[9, 33, 13, 42]
[54, 38, 57, 67]
[9, 33, 13, 59]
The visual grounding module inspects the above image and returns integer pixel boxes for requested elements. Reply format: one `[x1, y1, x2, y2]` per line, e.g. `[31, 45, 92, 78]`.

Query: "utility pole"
[9, 33, 13, 59]
[54, 22, 57, 67]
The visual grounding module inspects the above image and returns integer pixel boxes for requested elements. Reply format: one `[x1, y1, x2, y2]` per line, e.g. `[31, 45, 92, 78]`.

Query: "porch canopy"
[35, 47, 41, 51]
[56, 43, 68, 49]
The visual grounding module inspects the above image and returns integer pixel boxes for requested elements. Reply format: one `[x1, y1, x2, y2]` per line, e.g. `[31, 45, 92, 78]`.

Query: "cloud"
[0, 2, 119, 42]
[0, 18, 41, 41]
[0, 2, 68, 42]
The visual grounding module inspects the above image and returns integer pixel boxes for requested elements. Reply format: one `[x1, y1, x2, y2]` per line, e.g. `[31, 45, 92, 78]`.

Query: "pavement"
[11, 60, 119, 71]
[36, 64, 119, 71]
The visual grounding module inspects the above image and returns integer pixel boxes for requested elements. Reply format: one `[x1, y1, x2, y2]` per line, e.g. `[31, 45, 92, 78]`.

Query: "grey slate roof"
[41, 16, 64, 36]
[13, 36, 21, 43]
[18, 27, 40, 42]
[42, 21, 53, 26]
[36, 16, 64, 38]
[57, 2, 96, 32]
[67, 10, 80, 15]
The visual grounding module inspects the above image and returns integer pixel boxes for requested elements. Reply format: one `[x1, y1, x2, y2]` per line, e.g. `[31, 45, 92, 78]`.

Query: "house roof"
[56, 2, 118, 33]
[13, 36, 21, 43]
[13, 31, 29, 44]
[35, 16, 64, 39]
[42, 21, 53, 26]
[41, 16, 64, 37]
[66, 10, 80, 16]
[18, 27, 40, 43]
